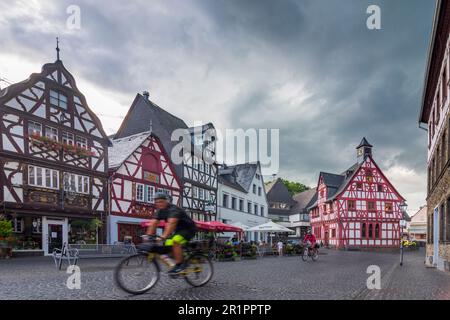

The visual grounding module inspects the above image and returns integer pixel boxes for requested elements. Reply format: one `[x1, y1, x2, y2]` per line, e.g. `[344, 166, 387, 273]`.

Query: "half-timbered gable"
[108, 131, 182, 244]
[308, 138, 406, 250]
[114, 92, 218, 223]
[0, 58, 109, 255]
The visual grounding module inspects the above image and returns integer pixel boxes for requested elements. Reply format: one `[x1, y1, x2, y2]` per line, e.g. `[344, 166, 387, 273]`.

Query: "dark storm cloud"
[0, 0, 436, 209]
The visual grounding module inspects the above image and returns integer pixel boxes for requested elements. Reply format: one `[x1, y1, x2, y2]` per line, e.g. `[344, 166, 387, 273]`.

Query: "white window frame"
[199, 188, 204, 200]
[64, 173, 89, 194]
[192, 186, 198, 199]
[136, 184, 144, 202]
[146, 185, 155, 203]
[62, 132, 74, 146]
[45, 126, 58, 141]
[28, 121, 42, 136]
[28, 166, 59, 189]
[76, 136, 88, 149]
[13, 217, 24, 233]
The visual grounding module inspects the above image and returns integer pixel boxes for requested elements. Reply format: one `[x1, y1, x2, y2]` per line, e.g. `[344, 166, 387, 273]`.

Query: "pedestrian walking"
[277, 240, 284, 256]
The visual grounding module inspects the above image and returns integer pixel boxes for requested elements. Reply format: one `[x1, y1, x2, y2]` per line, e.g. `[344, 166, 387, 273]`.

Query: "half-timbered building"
[308, 138, 406, 250]
[0, 57, 109, 255]
[418, 0, 450, 271]
[108, 131, 181, 244]
[114, 92, 218, 222]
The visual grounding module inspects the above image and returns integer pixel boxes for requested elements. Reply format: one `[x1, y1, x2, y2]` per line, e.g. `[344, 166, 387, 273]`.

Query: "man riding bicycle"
[303, 229, 316, 251]
[144, 192, 197, 275]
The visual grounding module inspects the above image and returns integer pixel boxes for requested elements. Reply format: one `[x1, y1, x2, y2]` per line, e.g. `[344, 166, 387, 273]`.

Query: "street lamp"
[399, 202, 408, 266]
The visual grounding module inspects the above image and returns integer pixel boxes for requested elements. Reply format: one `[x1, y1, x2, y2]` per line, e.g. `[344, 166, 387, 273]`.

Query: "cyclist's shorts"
[164, 232, 194, 246]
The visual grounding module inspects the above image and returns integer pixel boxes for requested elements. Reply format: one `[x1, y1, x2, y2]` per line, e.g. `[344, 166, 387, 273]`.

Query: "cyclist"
[303, 229, 317, 253]
[145, 192, 197, 275]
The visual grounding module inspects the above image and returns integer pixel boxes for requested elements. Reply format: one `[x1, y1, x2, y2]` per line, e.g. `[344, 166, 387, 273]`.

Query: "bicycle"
[114, 239, 214, 295]
[301, 242, 319, 261]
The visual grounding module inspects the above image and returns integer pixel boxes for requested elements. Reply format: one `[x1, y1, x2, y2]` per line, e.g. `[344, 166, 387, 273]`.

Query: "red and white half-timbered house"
[308, 138, 406, 250]
[108, 131, 181, 244]
[0, 58, 109, 255]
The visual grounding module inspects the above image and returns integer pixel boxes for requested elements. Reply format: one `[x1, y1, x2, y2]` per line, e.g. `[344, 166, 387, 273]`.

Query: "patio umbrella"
[204, 221, 243, 232]
[229, 222, 251, 231]
[247, 220, 294, 245]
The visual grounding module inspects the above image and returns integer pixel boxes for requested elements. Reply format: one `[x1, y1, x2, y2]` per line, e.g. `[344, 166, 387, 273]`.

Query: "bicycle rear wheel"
[184, 253, 214, 287]
[301, 249, 308, 261]
[311, 250, 319, 261]
[114, 253, 160, 295]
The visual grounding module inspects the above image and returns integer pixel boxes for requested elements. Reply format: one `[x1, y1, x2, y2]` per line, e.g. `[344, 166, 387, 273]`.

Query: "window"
[447, 198, 450, 242]
[323, 204, 327, 213]
[28, 121, 42, 136]
[260, 206, 264, 216]
[146, 185, 155, 203]
[231, 197, 236, 210]
[331, 229, 336, 238]
[255, 174, 260, 180]
[385, 202, 393, 213]
[199, 188, 204, 200]
[62, 132, 74, 146]
[198, 160, 203, 172]
[258, 187, 262, 196]
[377, 184, 383, 192]
[192, 187, 198, 199]
[136, 184, 144, 202]
[45, 126, 58, 141]
[348, 200, 356, 210]
[356, 182, 363, 190]
[157, 188, 171, 196]
[32, 218, 42, 234]
[367, 201, 376, 212]
[361, 223, 366, 238]
[76, 136, 88, 149]
[368, 224, 373, 238]
[253, 184, 256, 194]
[204, 191, 210, 201]
[50, 90, 68, 109]
[375, 224, 380, 239]
[13, 217, 24, 233]
[63, 173, 89, 194]
[239, 199, 244, 211]
[247, 202, 252, 214]
[28, 166, 59, 189]
[222, 194, 228, 208]
[254, 204, 258, 215]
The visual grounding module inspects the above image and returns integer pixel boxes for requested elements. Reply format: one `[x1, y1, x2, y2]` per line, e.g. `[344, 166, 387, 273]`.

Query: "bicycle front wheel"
[114, 253, 160, 295]
[184, 253, 214, 287]
[301, 249, 308, 261]
[311, 250, 319, 261]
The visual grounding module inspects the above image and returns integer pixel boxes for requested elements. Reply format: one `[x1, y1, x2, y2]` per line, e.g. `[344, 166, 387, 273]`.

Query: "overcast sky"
[0, 0, 437, 213]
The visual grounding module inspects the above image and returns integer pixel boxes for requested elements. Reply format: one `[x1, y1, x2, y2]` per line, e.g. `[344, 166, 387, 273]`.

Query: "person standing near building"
[277, 240, 284, 256]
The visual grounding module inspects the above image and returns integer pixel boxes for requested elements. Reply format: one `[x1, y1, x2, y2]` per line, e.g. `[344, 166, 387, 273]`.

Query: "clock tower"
[356, 137, 373, 164]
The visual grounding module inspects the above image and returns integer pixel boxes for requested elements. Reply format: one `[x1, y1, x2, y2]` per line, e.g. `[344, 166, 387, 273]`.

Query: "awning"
[247, 220, 295, 233]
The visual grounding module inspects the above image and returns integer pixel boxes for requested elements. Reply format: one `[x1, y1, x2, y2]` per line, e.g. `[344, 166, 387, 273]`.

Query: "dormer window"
[50, 90, 68, 110]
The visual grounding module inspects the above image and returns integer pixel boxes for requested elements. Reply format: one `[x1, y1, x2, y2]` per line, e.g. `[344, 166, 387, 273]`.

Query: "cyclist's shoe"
[168, 263, 187, 276]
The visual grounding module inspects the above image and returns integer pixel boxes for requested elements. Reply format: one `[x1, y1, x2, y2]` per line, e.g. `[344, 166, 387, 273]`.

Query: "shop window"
[13, 217, 24, 233]
[32, 218, 42, 234]
[69, 219, 99, 244]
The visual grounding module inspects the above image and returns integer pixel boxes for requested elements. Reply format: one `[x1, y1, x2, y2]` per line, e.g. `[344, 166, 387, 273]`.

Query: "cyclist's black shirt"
[156, 204, 197, 236]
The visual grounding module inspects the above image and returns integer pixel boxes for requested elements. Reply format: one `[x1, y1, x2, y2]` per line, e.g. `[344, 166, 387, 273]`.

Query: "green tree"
[281, 179, 310, 195]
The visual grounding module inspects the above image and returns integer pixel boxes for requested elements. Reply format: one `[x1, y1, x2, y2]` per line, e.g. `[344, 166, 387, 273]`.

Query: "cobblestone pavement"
[1, 248, 449, 300]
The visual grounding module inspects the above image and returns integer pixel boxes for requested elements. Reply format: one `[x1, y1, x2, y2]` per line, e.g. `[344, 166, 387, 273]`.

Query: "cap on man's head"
[154, 192, 172, 202]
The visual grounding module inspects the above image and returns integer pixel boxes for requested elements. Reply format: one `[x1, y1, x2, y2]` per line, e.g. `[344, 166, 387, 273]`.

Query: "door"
[43, 218, 68, 256]
[433, 207, 439, 267]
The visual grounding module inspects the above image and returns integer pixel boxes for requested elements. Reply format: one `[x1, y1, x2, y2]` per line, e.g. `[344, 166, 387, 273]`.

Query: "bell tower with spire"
[356, 137, 373, 164]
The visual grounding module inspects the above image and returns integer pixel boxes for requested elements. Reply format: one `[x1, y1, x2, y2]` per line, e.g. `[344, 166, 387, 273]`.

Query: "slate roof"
[108, 131, 152, 169]
[266, 178, 296, 205]
[291, 188, 317, 214]
[218, 162, 260, 193]
[114, 94, 191, 178]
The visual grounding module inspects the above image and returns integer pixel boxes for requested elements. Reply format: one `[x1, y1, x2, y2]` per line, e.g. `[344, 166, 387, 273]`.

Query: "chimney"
[142, 91, 150, 100]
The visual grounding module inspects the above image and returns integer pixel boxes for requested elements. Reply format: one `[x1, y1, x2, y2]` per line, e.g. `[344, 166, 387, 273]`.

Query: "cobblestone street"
[0, 248, 449, 300]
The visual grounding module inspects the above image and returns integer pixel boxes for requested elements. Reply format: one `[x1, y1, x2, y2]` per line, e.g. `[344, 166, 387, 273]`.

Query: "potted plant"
[0, 220, 14, 259]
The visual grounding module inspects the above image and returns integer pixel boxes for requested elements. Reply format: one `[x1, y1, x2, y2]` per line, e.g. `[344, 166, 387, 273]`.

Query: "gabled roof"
[266, 178, 296, 205]
[0, 59, 109, 142]
[291, 188, 317, 213]
[218, 162, 260, 193]
[114, 94, 190, 178]
[108, 131, 152, 169]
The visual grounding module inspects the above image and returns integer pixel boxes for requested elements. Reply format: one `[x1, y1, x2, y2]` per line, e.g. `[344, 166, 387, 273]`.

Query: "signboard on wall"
[144, 171, 159, 184]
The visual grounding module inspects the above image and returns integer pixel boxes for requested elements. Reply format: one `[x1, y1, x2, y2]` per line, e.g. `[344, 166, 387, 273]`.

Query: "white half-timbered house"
[0, 58, 110, 255]
[108, 131, 181, 244]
